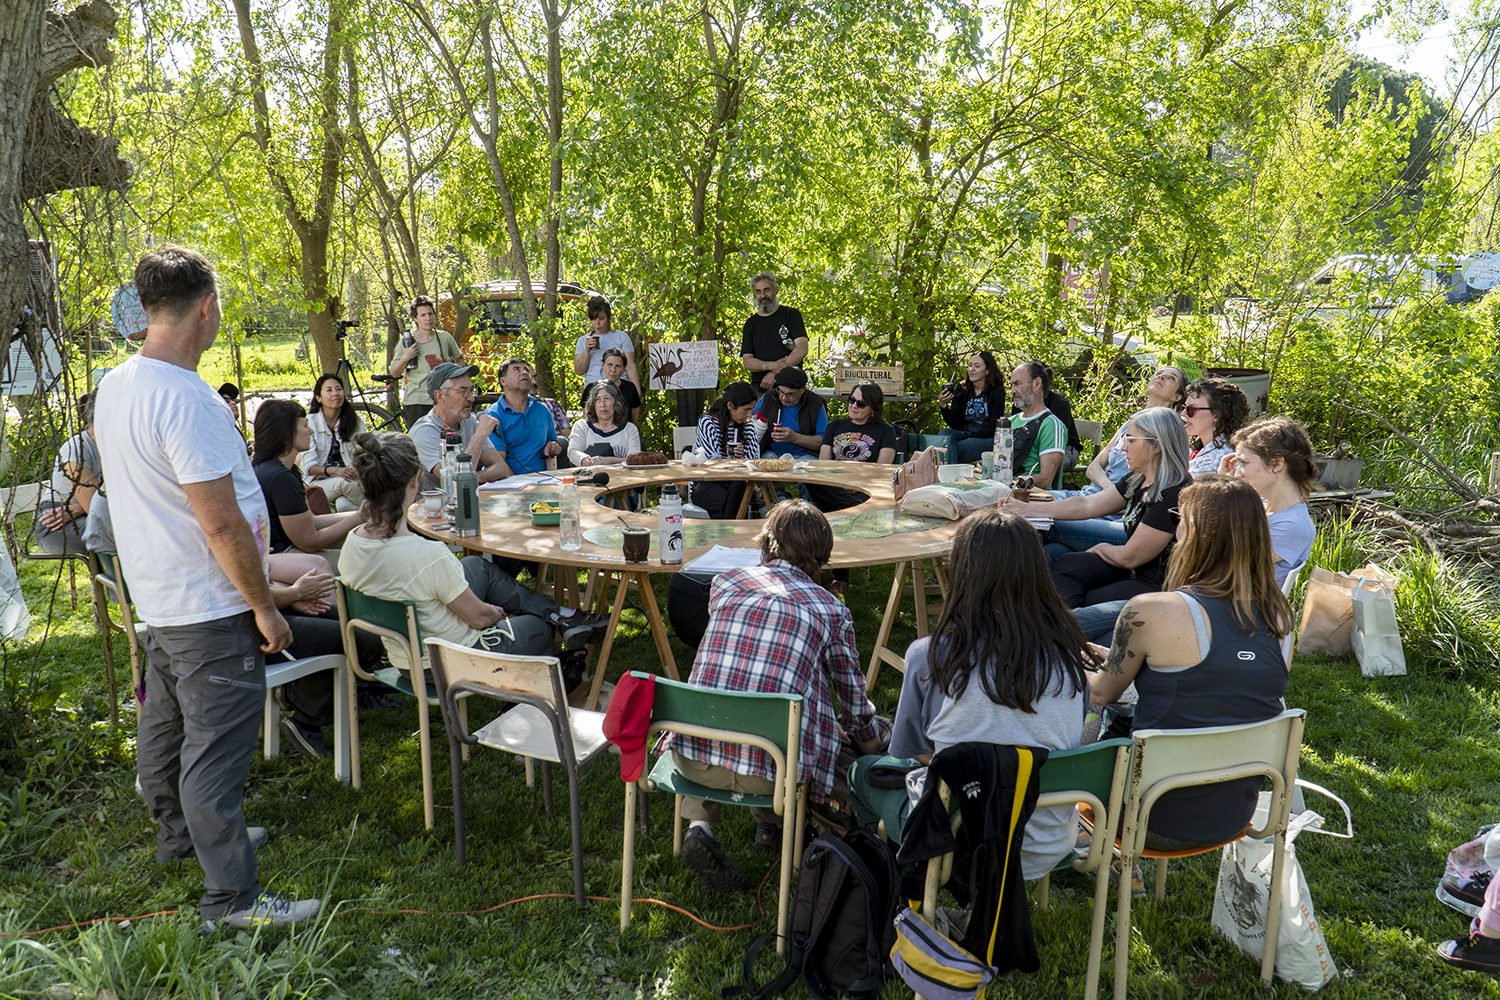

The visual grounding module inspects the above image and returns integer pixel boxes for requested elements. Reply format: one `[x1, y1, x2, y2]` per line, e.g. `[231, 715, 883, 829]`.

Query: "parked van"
[438, 279, 596, 376]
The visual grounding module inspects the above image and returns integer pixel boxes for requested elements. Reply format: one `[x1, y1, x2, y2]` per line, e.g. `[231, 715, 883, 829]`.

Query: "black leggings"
[1051, 551, 1157, 609]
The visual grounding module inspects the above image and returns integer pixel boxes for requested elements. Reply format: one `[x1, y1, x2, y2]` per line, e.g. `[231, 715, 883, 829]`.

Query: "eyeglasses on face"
[442, 385, 476, 397]
[848, 397, 869, 409]
[1182, 404, 1213, 417]
[1120, 433, 1157, 444]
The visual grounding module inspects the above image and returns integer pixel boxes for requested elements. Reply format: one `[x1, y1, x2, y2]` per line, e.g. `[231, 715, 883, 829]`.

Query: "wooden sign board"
[648, 340, 720, 390]
[834, 364, 904, 395]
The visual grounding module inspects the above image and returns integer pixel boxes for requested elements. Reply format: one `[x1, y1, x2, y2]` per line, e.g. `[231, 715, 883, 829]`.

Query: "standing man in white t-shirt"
[573, 296, 639, 407]
[95, 247, 321, 933]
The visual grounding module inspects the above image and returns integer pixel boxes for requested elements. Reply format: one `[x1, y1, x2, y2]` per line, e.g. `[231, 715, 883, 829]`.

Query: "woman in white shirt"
[568, 382, 640, 466]
[299, 374, 366, 510]
[1221, 416, 1318, 586]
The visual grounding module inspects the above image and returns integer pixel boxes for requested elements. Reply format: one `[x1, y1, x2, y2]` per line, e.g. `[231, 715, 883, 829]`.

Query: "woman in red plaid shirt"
[662, 500, 883, 892]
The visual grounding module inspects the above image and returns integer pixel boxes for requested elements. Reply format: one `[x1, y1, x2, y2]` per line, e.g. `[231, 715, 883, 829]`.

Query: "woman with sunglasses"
[1221, 416, 1318, 586]
[1087, 474, 1293, 850]
[1002, 406, 1190, 608]
[1181, 378, 1250, 475]
[806, 382, 897, 594]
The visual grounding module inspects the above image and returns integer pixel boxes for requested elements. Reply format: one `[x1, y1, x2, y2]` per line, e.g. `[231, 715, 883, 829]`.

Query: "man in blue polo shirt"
[476, 357, 566, 476]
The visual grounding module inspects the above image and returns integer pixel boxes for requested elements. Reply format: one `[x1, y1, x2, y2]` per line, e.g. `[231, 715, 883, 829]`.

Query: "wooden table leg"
[734, 482, 755, 519]
[584, 571, 631, 711]
[866, 561, 910, 692]
[913, 559, 931, 638]
[631, 570, 679, 680]
[757, 482, 778, 511]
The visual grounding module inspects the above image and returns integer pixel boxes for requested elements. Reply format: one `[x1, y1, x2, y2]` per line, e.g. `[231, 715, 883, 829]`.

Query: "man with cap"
[752, 366, 827, 461]
[474, 357, 568, 477]
[406, 361, 506, 491]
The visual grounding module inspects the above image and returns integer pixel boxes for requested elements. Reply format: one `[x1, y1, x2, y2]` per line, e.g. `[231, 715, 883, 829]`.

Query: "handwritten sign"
[648, 341, 720, 390]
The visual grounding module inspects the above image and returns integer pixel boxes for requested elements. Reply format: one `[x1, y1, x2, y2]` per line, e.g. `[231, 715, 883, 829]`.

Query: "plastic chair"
[1280, 559, 1309, 597]
[337, 580, 467, 830]
[262, 652, 351, 780]
[425, 637, 609, 900]
[673, 426, 699, 456]
[914, 740, 1131, 1000]
[619, 671, 807, 956]
[1110, 708, 1306, 1000]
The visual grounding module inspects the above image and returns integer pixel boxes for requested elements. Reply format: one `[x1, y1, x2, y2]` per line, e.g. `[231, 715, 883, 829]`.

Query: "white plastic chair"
[673, 426, 699, 457]
[1280, 559, 1309, 597]
[263, 652, 351, 782]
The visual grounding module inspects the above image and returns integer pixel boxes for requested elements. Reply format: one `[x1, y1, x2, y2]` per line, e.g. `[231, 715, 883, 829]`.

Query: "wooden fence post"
[1489, 453, 1500, 497]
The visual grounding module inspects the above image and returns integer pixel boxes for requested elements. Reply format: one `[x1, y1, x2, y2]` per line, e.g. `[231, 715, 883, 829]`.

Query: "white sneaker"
[204, 892, 321, 931]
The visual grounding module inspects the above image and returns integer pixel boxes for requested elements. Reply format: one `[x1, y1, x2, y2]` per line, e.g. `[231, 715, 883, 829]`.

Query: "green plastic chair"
[91, 551, 139, 725]
[619, 671, 807, 957]
[337, 580, 467, 831]
[917, 738, 1132, 1000]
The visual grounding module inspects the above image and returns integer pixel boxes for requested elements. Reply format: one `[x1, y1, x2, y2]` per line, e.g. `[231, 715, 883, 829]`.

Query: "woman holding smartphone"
[937, 350, 1006, 463]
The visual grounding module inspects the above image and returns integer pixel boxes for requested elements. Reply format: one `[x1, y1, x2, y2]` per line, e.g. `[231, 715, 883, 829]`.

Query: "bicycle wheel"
[352, 401, 405, 432]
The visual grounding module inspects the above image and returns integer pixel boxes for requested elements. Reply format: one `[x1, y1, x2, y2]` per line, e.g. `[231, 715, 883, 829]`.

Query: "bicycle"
[330, 319, 406, 432]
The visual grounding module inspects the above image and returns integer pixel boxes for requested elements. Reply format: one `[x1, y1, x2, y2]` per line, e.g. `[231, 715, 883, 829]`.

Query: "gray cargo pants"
[461, 556, 556, 655]
[138, 611, 265, 919]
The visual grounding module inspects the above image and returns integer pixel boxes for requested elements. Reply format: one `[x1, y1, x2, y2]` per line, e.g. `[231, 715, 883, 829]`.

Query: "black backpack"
[723, 828, 902, 1000]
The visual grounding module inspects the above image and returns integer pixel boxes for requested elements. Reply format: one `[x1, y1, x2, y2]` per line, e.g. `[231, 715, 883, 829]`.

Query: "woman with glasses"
[598, 348, 643, 425]
[1002, 406, 1190, 608]
[1181, 378, 1250, 475]
[807, 382, 897, 594]
[1221, 416, 1318, 586]
[567, 381, 640, 467]
[1087, 474, 1292, 850]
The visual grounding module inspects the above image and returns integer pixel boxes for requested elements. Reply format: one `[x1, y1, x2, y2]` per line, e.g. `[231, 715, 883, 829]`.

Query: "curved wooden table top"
[407, 459, 962, 570]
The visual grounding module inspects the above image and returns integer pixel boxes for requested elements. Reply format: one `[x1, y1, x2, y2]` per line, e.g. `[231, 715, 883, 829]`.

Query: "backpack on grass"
[723, 828, 901, 1000]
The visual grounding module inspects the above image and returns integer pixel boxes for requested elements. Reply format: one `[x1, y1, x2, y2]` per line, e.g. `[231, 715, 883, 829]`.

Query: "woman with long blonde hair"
[1088, 474, 1292, 850]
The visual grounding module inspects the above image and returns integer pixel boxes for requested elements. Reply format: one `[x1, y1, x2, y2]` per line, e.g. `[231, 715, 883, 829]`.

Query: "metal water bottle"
[558, 475, 583, 551]
[453, 453, 479, 537]
[992, 417, 1014, 487]
[658, 483, 683, 564]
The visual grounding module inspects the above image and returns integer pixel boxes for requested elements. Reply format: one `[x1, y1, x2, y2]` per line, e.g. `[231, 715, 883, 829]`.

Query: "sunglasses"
[1182, 404, 1213, 417]
[848, 397, 869, 409]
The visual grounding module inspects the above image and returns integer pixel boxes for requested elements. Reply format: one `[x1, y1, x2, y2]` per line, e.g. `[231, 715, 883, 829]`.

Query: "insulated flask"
[454, 453, 479, 537]
[658, 484, 683, 564]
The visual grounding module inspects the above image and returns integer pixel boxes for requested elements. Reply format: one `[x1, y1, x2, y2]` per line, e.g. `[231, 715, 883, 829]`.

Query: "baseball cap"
[775, 367, 807, 389]
[602, 672, 657, 782]
[426, 361, 481, 397]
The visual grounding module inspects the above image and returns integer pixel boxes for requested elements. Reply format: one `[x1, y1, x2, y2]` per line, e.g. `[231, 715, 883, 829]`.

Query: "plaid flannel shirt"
[662, 560, 878, 797]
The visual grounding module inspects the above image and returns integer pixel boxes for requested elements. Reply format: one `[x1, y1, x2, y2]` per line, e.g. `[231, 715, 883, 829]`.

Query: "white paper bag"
[1351, 585, 1405, 676]
[1211, 782, 1352, 991]
[897, 481, 1007, 521]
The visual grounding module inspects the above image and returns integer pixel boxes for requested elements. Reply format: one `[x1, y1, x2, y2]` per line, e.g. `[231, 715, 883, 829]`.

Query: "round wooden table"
[409, 459, 964, 705]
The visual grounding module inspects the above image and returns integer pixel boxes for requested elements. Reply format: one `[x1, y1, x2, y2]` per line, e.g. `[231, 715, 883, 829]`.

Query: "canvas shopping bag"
[1296, 564, 1397, 655]
[1211, 781, 1353, 991]
[898, 482, 1009, 521]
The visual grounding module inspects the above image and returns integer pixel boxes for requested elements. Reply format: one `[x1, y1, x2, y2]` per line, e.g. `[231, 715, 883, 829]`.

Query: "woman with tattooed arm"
[1086, 474, 1294, 850]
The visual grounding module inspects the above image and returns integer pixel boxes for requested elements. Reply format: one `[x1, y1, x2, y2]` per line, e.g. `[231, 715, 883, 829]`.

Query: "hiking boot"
[203, 892, 321, 932]
[1439, 870, 1494, 917]
[1111, 860, 1145, 897]
[1437, 927, 1500, 976]
[551, 610, 611, 650]
[159, 826, 269, 864]
[279, 718, 329, 760]
[682, 827, 749, 893]
[753, 822, 782, 853]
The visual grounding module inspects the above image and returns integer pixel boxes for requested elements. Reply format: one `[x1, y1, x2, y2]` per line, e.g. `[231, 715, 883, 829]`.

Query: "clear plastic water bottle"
[559, 475, 583, 551]
[442, 431, 460, 523]
[992, 417, 1014, 487]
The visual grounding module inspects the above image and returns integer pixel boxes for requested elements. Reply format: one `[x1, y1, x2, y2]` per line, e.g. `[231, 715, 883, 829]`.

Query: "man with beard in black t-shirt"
[739, 272, 808, 395]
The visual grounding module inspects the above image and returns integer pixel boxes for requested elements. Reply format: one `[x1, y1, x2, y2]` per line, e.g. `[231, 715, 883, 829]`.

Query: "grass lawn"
[3, 526, 1500, 999]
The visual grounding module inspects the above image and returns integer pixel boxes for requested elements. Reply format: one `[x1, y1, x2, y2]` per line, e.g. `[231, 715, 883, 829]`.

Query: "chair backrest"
[95, 551, 132, 604]
[633, 671, 803, 796]
[673, 426, 699, 456]
[1038, 738, 1132, 798]
[1129, 708, 1306, 847]
[337, 580, 422, 678]
[1280, 560, 1309, 597]
[426, 636, 563, 708]
[1, 482, 44, 524]
[1073, 419, 1105, 453]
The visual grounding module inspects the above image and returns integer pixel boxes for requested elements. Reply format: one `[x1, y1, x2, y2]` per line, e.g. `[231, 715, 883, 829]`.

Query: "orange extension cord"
[1, 859, 780, 940]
